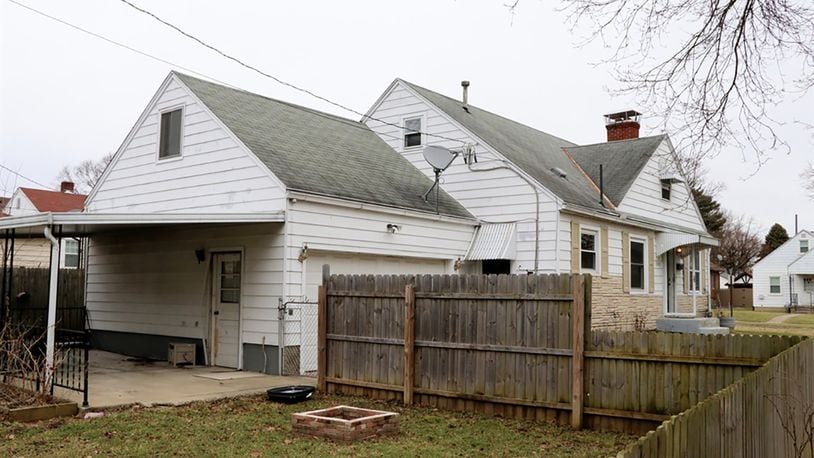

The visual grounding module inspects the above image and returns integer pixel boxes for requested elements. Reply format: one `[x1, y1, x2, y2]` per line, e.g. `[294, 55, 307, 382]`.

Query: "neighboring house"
[364, 80, 718, 330]
[1, 183, 85, 268]
[14, 71, 476, 373]
[753, 230, 814, 308]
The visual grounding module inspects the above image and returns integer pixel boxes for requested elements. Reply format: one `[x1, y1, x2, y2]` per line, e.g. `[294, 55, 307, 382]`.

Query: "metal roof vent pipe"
[461, 81, 470, 112]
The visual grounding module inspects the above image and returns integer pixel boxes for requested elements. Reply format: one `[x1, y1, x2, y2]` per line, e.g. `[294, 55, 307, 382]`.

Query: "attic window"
[159, 108, 183, 159]
[801, 240, 809, 253]
[661, 180, 671, 200]
[403, 116, 422, 148]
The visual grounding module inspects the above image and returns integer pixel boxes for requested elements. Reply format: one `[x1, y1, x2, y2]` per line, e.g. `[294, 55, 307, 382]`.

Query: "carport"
[0, 211, 286, 406]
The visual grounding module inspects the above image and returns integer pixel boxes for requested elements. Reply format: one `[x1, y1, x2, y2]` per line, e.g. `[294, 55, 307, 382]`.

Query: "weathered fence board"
[618, 338, 814, 458]
[320, 270, 805, 435]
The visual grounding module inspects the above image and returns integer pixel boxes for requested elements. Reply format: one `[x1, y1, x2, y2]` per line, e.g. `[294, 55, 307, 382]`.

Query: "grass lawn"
[786, 314, 814, 325]
[731, 309, 785, 323]
[0, 395, 634, 457]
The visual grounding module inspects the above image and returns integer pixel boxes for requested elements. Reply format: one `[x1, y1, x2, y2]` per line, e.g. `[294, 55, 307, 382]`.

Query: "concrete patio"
[57, 350, 314, 408]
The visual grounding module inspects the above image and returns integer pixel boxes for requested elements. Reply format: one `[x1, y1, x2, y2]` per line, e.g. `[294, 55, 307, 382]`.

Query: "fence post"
[571, 274, 586, 430]
[317, 264, 329, 393]
[404, 283, 416, 406]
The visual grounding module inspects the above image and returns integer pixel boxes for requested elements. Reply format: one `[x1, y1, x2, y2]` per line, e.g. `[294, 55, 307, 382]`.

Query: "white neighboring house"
[1, 183, 85, 268]
[365, 80, 719, 331]
[753, 230, 814, 308]
[0, 72, 477, 375]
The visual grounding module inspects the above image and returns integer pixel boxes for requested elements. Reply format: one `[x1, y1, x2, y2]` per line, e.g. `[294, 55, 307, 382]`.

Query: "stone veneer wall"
[591, 276, 709, 330]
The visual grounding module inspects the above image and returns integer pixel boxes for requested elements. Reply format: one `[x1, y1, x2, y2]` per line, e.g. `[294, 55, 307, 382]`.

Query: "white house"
[0, 72, 477, 375]
[364, 80, 719, 331]
[753, 230, 814, 308]
[1, 183, 85, 268]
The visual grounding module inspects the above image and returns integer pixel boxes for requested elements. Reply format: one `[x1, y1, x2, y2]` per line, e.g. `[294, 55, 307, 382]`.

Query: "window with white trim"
[159, 108, 183, 159]
[403, 116, 422, 148]
[630, 239, 646, 291]
[689, 249, 701, 292]
[580, 228, 598, 272]
[801, 240, 809, 253]
[661, 181, 671, 200]
[63, 240, 80, 268]
[769, 276, 781, 294]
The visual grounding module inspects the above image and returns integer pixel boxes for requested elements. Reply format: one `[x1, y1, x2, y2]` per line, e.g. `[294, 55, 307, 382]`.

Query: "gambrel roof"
[175, 73, 472, 219]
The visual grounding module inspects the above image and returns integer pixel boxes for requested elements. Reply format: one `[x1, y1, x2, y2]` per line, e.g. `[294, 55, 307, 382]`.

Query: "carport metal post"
[43, 224, 60, 386]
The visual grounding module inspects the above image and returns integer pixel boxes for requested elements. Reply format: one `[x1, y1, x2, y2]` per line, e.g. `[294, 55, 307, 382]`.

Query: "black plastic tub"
[266, 385, 315, 404]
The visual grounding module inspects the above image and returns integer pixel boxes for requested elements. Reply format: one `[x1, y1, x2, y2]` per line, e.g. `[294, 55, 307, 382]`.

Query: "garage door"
[295, 252, 447, 373]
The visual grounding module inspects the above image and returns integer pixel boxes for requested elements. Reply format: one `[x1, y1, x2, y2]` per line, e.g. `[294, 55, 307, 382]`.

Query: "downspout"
[468, 158, 541, 273]
[43, 221, 60, 386]
[279, 205, 290, 374]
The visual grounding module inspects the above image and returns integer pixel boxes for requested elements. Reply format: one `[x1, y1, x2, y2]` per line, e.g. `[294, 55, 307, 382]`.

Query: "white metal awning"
[655, 231, 718, 256]
[0, 211, 286, 237]
[466, 223, 517, 260]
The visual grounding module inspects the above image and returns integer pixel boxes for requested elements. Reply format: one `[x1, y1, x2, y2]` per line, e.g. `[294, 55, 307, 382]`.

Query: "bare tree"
[716, 214, 762, 316]
[546, 1, 814, 164]
[802, 163, 814, 200]
[56, 153, 114, 194]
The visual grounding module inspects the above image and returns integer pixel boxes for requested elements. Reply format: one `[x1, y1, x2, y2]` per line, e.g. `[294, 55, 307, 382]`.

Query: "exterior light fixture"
[298, 244, 309, 263]
[386, 224, 401, 234]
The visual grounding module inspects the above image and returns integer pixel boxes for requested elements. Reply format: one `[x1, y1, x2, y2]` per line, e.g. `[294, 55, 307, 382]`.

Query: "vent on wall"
[550, 167, 567, 178]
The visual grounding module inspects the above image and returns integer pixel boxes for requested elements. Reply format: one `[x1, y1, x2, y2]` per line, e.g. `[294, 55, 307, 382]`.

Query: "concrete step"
[697, 326, 730, 335]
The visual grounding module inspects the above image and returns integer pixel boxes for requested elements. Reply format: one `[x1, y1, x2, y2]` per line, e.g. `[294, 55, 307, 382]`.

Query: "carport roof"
[0, 211, 285, 237]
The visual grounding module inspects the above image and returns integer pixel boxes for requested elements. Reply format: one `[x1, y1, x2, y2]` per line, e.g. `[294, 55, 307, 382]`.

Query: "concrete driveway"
[58, 350, 314, 408]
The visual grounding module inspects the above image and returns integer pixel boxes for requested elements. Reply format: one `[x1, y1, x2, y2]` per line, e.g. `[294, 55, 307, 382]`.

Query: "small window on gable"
[403, 116, 422, 148]
[770, 276, 781, 294]
[801, 240, 809, 253]
[661, 180, 671, 200]
[159, 108, 183, 159]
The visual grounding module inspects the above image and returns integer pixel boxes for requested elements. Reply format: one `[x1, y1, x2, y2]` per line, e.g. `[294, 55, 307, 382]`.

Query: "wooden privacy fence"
[316, 271, 804, 433]
[618, 337, 814, 457]
[8, 267, 85, 308]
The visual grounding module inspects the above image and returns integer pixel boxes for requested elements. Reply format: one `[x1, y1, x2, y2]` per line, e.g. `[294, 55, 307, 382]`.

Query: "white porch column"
[691, 246, 697, 316]
[43, 225, 60, 385]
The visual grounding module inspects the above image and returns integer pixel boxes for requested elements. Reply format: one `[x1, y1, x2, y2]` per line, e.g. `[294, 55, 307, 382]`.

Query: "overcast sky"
[1, 0, 812, 234]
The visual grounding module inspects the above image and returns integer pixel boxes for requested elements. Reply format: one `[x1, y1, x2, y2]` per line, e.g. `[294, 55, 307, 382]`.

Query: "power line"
[4, 0, 235, 87]
[0, 164, 50, 189]
[117, 0, 467, 146]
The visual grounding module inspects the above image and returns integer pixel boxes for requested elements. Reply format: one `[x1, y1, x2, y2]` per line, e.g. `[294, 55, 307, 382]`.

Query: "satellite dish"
[423, 145, 457, 172]
[421, 146, 459, 214]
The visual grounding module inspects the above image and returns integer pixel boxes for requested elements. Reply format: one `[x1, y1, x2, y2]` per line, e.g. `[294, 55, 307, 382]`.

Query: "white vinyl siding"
[616, 140, 707, 233]
[365, 82, 560, 275]
[85, 75, 286, 214]
[753, 231, 814, 308]
[85, 223, 285, 346]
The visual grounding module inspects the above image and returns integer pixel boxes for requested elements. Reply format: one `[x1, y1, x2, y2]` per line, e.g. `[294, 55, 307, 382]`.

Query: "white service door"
[299, 252, 448, 373]
[212, 253, 241, 368]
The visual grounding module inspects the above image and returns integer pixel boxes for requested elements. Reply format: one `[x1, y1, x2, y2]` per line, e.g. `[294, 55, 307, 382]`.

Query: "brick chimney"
[604, 110, 642, 142]
[60, 181, 75, 193]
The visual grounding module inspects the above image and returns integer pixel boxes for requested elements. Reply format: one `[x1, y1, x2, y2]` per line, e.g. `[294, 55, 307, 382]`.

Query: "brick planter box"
[292, 405, 400, 442]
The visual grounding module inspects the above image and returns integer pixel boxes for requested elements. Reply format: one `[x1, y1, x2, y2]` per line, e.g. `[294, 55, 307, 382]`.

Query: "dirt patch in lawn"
[0, 394, 635, 457]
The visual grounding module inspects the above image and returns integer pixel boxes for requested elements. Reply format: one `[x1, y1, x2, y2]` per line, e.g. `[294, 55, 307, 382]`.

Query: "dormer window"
[403, 116, 422, 148]
[159, 108, 183, 159]
[661, 180, 671, 200]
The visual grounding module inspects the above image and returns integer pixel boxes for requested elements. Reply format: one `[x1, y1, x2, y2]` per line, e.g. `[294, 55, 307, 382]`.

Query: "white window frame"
[661, 181, 671, 201]
[402, 114, 425, 150]
[156, 104, 185, 162]
[688, 248, 701, 292]
[62, 239, 80, 269]
[801, 240, 809, 253]
[769, 276, 782, 295]
[580, 226, 600, 275]
[629, 236, 648, 293]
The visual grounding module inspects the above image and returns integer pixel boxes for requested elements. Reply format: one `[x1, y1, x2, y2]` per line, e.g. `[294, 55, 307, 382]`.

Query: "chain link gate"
[278, 300, 319, 376]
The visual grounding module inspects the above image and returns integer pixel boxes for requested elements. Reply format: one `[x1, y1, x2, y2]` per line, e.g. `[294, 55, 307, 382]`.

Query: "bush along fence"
[617, 337, 814, 457]
[316, 269, 805, 435]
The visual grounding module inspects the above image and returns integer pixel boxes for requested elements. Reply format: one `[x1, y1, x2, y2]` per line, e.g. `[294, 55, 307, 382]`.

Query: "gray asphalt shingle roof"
[565, 135, 667, 206]
[175, 73, 472, 219]
[399, 80, 610, 212]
